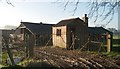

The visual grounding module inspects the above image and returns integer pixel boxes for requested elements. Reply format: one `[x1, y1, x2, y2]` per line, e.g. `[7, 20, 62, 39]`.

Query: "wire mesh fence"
[1, 32, 108, 62]
[23, 33, 108, 55]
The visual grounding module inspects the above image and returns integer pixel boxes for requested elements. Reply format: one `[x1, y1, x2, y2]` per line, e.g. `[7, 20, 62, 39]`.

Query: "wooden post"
[70, 31, 75, 50]
[28, 34, 34, 58]
[25, 34, 28, 58]
[107, 33, 112, 52]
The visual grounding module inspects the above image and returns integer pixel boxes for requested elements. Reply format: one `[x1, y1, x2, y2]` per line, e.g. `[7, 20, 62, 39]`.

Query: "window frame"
[56, 29, 61, 36]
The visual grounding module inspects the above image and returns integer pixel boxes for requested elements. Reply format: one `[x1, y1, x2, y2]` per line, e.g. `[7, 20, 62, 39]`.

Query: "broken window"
[56, 29, 61, 36]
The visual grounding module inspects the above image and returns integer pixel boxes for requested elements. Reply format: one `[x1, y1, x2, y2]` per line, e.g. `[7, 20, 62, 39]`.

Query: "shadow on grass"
[27, 62, 56, 67]
[113, 39, 120, 44]
[112, 46, 120, 52]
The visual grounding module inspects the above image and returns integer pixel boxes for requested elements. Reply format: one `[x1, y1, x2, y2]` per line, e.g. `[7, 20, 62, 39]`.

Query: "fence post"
[25, 34, 28, 58]
[107, 32, 112, 52]
[28, 34, 34, 58]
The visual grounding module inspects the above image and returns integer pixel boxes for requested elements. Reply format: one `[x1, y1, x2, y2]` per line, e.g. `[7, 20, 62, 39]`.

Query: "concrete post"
[107, 33, 112, 52]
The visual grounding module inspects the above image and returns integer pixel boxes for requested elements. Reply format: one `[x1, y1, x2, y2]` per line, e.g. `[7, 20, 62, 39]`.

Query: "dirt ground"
[28, 46, 120, 68]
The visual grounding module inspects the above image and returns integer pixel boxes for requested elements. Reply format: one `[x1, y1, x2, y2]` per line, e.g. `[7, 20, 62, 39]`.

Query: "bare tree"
[4, 0, 119, 27]
[6, 0, 14, 7]
[55, 0, 119, 27]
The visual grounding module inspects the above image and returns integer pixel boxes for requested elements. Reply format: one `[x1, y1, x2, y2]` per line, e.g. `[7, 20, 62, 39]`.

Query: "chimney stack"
[40, 22, 43, 24]
[82, 14, 88, 27]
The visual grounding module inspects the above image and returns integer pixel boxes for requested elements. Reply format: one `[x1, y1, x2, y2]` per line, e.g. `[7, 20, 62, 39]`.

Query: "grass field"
[113, 35, 120, 39]
[112, 35, 120, 52]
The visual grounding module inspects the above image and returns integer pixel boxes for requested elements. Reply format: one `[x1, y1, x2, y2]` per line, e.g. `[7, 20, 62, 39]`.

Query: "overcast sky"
[0, 0, 119, 29]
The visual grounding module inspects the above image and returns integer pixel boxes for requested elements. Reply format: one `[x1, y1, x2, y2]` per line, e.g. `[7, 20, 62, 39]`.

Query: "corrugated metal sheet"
[2, 29, 15, 38]
[88, 27, 112, 35]
[21, 22, 54, 34]
[54, 18, 84, 27]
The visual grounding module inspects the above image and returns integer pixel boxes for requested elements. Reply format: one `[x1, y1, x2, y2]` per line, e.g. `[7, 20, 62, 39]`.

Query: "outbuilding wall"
[52, 26, 67, 48]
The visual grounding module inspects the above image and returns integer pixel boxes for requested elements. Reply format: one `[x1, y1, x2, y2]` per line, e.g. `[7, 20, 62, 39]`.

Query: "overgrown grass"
[1, 50, 25, 68]
[1, 58, 43, 68]
[1, 52, 8, 66]
[87, 51, 120, 59]
[113, 39, 120, 44]
[17, 58, 43, 67]
[100, 52, 120, 56]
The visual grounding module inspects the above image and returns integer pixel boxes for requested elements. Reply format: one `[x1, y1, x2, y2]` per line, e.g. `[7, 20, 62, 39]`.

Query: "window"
[21, 28, 24, 34]
[56, 29, 61, 36]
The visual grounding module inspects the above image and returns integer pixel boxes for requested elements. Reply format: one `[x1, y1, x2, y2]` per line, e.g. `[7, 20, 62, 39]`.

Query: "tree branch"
[6, 0, 14, 7]
[55, 0, 119, 26]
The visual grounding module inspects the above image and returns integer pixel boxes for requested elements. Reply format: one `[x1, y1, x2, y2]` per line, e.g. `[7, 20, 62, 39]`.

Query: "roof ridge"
[54, 17, 84, 26]
[21, 22, 54, 25]
[61, 17, 80, 21]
